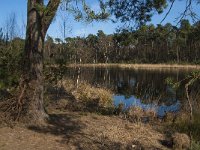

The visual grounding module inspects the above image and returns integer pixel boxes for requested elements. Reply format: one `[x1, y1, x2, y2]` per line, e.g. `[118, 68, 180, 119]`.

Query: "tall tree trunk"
[18, 0, 60, 124]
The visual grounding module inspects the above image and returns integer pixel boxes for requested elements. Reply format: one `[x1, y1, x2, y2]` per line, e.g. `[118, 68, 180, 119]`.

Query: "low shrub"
[172, 132, 190, 150]
[61, 78, 114, 114]
[191, 140, 200, 150]
[125, 106, 157, 123]
[171, 111, 200, 142]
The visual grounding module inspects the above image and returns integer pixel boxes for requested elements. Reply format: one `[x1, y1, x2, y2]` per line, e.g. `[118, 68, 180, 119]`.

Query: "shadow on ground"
[46, 85, 75, 101]
[28, 113, 146, 150]
[28, 113, 82, 143]
[33, 85, 166, 149]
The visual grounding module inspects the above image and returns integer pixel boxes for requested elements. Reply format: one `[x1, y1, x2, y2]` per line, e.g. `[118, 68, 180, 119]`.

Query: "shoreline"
[68, 63, 200, 70]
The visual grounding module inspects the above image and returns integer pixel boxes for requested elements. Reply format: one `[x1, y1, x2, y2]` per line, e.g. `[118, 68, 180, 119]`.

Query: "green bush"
[172, 111, 200, 142]
[0, 38, 24, 92]
[191, 140, 200, 150]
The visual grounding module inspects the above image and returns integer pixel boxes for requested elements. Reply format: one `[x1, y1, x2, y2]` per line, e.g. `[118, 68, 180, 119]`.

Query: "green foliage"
[191, 140, 200, 150]
[44, 21, 200, 64]
[173, 111, 200, 142]
[165, 77, 180, 90]
[109, 0, 168, 26]
[166, 71, 200, 91]
[63, 0, 110, 22]
[166, 71, 200, 142]
[0, 36, 24, 91]
[188, 70, 200, 79]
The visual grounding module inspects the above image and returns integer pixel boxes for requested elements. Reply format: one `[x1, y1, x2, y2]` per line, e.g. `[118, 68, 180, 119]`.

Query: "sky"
[0, 0, 199, 39]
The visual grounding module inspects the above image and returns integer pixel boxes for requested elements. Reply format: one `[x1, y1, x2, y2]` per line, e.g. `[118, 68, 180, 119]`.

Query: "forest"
[1, 19, 200, 90]
[1, 19, 200, 68]
[46, 20, 200, 64]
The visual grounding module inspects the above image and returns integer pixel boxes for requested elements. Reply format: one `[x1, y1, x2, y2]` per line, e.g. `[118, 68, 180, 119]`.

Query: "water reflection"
[114, 95, 181, 117]
[65, 66, 198, 115]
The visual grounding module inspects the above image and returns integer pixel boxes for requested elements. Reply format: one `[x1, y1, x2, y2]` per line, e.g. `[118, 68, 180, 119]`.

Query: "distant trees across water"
[44, 20, 200, 64]
[1, 20, 200, 66]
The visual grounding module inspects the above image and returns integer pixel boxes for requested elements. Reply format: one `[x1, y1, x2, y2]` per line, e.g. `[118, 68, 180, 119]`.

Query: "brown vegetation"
[125, 106, 157, 123]
[172, 132, 190, 150]
[69, 63, 200, 70]
[0, 78, 196, 150]
[46, 78, 114, 114]
[0, 111, 170, 150]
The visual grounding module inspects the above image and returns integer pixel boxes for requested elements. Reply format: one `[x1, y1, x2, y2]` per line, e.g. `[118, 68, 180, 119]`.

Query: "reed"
[68, 63, 200, 70]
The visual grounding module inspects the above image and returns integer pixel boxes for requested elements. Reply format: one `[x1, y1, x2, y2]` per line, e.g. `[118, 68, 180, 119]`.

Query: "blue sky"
[0, 0, 199, 39]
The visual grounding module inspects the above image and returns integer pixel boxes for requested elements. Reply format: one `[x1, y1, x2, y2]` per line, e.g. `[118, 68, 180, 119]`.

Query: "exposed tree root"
[0, 84, 48, 126]
[0, 97, 22, 126]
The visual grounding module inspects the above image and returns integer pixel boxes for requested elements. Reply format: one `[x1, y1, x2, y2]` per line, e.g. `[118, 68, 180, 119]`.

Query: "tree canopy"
[109, 0, 200, 28]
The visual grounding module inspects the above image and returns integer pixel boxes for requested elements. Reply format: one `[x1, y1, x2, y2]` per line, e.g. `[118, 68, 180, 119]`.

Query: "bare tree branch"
[175, 0, 193, 25]
[160, 0, 176, 24]
[43, 0, 61, 33]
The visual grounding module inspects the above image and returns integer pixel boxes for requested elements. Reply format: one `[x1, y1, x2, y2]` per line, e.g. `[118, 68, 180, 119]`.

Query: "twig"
[160, 0, 176, 24]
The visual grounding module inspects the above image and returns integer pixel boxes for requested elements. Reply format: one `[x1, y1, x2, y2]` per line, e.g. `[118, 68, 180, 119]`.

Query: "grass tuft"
[61, 78, 114, 114]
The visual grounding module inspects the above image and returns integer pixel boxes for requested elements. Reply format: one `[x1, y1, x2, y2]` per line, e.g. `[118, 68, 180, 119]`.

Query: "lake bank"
[0, 111, 171, 150]
[1, 77, 198, 150]
[68, 63, 200, 70]
[0, 76, 170, 149]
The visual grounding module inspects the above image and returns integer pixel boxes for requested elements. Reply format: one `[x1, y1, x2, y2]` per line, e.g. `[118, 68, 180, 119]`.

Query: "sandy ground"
[0, 111, 170, 150]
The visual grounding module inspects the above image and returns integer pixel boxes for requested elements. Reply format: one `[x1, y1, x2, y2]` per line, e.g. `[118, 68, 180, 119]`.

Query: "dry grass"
[69, 63, 200, 70]
[71, 82, 113, 108]
[51, 78, 114, 113]
[125, 106, 157, 123]
[172, 132, 190, 150]
[0, 111, 170, 150]
[1, 78, 192, 149]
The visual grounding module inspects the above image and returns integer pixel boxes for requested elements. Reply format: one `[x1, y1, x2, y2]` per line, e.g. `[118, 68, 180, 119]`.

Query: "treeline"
[44, 20, 200, 64]
[1, 20, 200, 70]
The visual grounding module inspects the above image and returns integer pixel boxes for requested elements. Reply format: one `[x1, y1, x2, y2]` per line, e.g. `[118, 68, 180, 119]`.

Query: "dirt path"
[0, 111, 170, 150]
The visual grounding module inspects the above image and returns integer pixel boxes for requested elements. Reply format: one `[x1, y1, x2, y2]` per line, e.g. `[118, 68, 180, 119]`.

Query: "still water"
[65, 66, 199, 117]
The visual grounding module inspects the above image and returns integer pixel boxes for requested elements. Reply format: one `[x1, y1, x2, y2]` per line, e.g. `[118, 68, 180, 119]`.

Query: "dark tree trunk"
[18, 0, 60, 124]
[176, 46, 180, 63]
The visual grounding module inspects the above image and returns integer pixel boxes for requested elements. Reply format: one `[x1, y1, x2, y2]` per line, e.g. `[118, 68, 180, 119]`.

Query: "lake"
[65, 66, 200, 117]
